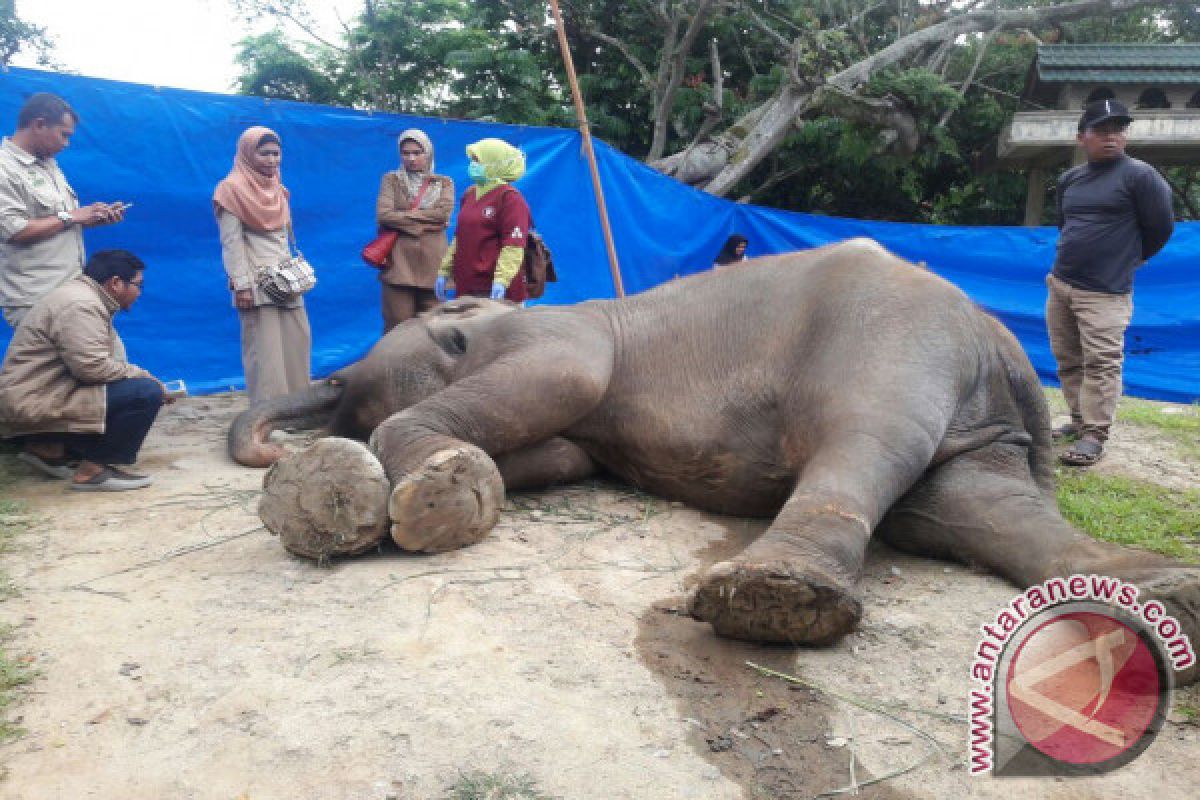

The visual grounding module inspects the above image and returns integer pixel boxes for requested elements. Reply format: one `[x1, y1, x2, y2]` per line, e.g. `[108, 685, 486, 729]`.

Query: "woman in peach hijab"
[213, 126, 311, 405]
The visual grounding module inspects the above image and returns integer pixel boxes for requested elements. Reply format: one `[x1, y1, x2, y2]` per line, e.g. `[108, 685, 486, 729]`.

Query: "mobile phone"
[163, 379, 187, 399]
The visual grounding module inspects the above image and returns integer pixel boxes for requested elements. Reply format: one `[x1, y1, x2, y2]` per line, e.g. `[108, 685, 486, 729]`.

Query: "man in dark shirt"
[1047, 99, 1174, 466]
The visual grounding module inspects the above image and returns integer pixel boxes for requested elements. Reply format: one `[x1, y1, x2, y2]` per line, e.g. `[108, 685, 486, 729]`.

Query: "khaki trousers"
[381, 284, 438, 333]
[239, 303, 312, 405]
[1045, 274, 1133, 441]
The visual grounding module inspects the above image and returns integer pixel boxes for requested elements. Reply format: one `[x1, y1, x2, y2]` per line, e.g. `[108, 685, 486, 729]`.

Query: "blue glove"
[435, 275, 447, 302]
[490, 281, 506, 300]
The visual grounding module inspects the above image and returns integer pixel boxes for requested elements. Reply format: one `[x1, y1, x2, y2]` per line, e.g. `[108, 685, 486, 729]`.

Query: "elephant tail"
[989, 316, 1056, 494]
[227, 377, 346, 467]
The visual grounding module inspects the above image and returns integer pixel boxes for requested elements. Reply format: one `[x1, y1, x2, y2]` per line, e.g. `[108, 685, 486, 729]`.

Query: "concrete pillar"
[1024, 167, 1047, 227]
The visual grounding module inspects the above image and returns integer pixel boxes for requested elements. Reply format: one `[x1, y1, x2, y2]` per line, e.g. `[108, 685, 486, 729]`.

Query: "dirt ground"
[1, 393, 1197, 800]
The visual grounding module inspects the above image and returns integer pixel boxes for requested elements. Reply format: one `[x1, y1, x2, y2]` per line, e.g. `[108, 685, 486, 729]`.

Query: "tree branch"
[234, 0, 347, 53]
[937, 27, 999, 129]
[647, 0, 719, 161]
[587, 29, 654, 87]
[690, 0, 1165, 196]
[813, 84, 921, 155]
[831, 0, 1159, 91]
[737, 2, 794, 55]
[831, 2, 889, 34]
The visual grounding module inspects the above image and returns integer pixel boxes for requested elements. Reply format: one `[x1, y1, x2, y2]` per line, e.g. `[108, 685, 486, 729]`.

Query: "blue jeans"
[26, 377, 163, 465]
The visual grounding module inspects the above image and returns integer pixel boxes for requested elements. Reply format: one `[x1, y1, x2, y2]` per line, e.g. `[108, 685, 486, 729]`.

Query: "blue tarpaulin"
[1, 67, 1197, 402]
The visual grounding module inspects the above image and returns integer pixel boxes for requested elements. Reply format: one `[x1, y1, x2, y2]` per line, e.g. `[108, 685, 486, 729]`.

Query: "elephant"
[230, 238, 1199, 681]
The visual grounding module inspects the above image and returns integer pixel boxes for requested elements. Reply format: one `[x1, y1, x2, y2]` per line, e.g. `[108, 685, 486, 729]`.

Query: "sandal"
[69, 466, 153, 492]
[17, 450, 79, 480]
[1059, 437, 1104, 467]
[1051, 423, 1081, 441]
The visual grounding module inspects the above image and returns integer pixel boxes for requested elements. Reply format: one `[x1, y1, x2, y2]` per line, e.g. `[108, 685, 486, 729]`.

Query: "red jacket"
[451, 184, 530, 302]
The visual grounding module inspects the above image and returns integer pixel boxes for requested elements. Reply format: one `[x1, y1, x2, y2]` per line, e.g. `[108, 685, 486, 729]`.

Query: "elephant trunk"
[227, 378, 346, 467]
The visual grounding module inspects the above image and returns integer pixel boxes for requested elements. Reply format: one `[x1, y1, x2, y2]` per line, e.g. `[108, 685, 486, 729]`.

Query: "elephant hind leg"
[689, 526, 865, 645]
[690, 424, 938, 645]
[494, 437, 597, 490]
[879, 442, 1199, 684]
[878, 441, 1171, 586]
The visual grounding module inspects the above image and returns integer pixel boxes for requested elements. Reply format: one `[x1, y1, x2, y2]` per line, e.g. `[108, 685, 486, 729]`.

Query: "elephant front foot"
[688, 560, 862, 645]
[259, 437, 390, 560]
[388, 445, 504, 553]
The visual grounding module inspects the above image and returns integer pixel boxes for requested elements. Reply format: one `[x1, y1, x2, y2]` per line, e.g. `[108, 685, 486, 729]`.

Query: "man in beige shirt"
[0, 249, 169, 491]
[0, 92, 127, 328]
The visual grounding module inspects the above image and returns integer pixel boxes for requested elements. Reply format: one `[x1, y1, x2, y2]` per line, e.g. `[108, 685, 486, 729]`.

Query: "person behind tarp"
[1047, 99, 1174, 467]
[712, 234, 749, 268]
[0, 92, 128, 329]
[0, 250, 167, 492]
[435, 138, 530, 303]
[213, 126, 311, 405]
[375, 129, 454, 332]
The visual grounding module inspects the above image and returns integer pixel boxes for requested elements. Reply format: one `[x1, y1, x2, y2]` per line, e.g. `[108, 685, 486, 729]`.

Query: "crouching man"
[0, 249, 169, 491]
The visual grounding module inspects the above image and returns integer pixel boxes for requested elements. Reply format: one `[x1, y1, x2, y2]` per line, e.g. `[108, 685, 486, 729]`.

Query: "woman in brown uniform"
[375, 129, 454, 332]
[213, 126, 311, 406]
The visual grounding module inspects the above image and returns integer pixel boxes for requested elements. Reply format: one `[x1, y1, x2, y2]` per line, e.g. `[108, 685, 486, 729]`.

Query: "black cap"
[1078, 99, 1133, 132]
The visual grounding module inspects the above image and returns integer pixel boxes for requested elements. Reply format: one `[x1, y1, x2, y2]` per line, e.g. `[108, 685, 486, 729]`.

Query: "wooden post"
[548, 0, 625, 297]
[1023, 167, 1047, 227]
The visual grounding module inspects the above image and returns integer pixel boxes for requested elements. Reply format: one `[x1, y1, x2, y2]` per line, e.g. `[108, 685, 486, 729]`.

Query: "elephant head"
[329, 298, 519, 439]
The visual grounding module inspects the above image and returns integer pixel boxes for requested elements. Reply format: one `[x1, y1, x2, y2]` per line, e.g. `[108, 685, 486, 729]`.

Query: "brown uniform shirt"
[375, 172, 453, 288]
[0, 137, 85, 319]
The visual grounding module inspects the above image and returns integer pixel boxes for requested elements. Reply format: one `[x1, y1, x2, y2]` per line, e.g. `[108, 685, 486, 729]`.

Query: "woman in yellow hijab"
[436, 138, 532, 302]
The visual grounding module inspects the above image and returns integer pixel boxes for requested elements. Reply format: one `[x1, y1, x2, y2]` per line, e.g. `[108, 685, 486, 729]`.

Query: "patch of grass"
[1116, 398, 1200, 459]
[0, 625, 36, 742]
[1044, 388, 1068, 415]
[444, 770, 558, 800]
[1056, 470, 1200, 560]
[0, 452, 37, 742]
[1177, 703, 1200, 724]
[1045, 388, 1200, 460]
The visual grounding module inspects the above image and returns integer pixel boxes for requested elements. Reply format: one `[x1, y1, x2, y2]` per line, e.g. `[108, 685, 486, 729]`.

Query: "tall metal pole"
[548, 0, 626, 297]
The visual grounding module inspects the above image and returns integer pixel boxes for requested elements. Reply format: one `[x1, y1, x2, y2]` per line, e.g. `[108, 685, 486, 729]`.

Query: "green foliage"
[234, 32, 341, 104]
[445, 770, 558, 800]
[1056, 471, 1200, 561]
[230, 1, 1193, 222]
[0, 0, 53, 67]
[0, 625, 36, 743]
[1117, 399, 1200, 459]
[0, 453, 35, 742]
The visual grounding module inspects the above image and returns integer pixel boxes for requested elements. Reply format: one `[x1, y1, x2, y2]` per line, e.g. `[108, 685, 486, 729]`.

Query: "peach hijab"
[212, 126, 290, 232]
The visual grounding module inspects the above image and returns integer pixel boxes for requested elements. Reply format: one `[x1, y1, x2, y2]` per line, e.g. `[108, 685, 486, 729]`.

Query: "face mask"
[467, 161, 488, 185]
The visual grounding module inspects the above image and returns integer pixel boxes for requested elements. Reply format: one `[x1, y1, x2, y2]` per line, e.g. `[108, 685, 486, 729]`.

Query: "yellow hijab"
[466, 138, 525, 196]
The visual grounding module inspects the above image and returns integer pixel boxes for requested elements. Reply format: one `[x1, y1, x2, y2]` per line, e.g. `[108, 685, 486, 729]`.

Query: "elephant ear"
[424, 297, 518, 356]
[423, 297, 517, 321]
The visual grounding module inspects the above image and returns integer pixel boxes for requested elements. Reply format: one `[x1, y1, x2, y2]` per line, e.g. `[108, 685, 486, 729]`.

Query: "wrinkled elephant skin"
[230, 239, 1199, 683]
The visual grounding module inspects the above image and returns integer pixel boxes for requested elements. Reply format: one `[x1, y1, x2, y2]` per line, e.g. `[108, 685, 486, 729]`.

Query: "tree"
[0, 0, 53, 67]
[648, 1, 1173, 196]
[230, 1, 1191, 223]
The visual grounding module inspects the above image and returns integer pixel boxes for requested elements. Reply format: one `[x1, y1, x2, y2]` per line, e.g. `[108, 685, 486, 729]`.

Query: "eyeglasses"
[126, 279, 144, 288]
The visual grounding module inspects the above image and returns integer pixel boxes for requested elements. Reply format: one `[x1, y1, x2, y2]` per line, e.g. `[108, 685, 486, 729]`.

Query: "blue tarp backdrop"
[1, 67, 1197, 402]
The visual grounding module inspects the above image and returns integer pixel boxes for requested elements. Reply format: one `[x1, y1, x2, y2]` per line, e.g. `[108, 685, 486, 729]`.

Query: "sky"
[12, 0, 361, 95]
